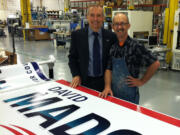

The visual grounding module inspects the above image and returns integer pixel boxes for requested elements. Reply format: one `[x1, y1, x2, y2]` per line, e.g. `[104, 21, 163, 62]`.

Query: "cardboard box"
[153, 6, 161, 15]
[145, 0, 153, 4]
[5, 51, 17, 64]
[30, 25, 50, 40]
[27, 29, 35, 41]
[0, 57, 8, 65]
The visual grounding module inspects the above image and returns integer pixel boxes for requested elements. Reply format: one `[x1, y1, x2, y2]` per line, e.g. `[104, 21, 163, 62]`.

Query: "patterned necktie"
[93, 32, 101, 76]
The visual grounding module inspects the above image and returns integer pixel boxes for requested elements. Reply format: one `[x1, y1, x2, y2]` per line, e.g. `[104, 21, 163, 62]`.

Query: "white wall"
[0, 0, 65, 20]
[7, 0, 21, 11]
[43, 0, 64, 11]
[0, 0, 20, 20]
[32, 0, 41, 8]
[31, 0, 64, 11]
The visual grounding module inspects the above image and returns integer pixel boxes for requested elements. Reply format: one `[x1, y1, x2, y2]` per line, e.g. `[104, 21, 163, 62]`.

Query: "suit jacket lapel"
[102, 29, 106, 67]
[82, 28, 89, 72]
[85, 28, 89, 60]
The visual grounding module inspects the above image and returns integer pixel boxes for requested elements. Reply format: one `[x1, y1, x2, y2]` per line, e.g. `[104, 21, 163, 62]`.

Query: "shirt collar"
[116, 36, 130, 47]
[124, 36, 130, 43]
[88, 26, 102, 37]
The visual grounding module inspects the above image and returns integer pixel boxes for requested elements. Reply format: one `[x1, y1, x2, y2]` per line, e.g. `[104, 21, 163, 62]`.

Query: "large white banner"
[0, 80, 180, 135]
[0, 62, 50, 93]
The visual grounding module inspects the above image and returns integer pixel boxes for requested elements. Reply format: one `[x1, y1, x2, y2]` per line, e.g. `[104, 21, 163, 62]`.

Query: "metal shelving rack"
[70, 0, 100, 16]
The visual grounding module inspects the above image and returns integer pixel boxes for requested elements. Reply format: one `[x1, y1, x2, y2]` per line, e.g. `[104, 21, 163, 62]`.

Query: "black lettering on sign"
[4, 93, 41, 103]
[25, 104, 80, 128]
[71, 96, 88, 102]
[24, 64, 32, 74]
[4, 92, 62, 113]
[48, 86, 62, 93]
[30, 75, 39, 82]
[49, 113, 110, 135]
[48, 87, 88, 102]
[107, 129, 142, 135]
[18, 97, 62, 113]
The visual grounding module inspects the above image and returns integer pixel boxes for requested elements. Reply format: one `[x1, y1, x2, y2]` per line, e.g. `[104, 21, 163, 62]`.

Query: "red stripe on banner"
[0, 125, 23, 135]
[140, 107, 180, 127]
[56, 79, 180, 127]
[56, 80, 137, 110]
[56, 79, 99, 96]
[12, 125, 36, 135]
[104, 96, 137, 111]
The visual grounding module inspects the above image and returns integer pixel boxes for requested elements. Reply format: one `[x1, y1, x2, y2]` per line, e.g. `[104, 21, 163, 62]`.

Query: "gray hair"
[87, 5, 104, 16]
[112, 13, 129, 24]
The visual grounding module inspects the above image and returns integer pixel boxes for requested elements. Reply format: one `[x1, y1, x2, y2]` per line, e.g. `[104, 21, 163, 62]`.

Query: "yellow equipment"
[163, 0, 178, 63]
[127, 0, 134, 10]
[104, 7, 112, 18]
[20, 0, 32, 40]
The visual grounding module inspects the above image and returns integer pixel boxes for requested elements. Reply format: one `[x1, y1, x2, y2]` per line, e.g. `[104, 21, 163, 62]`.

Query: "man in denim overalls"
[99, 13, 160, 104]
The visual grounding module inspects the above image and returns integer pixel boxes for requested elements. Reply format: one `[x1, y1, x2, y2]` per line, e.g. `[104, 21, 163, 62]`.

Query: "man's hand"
[126, 60, 160, 87]
[126, 76, 144, 87]
[70, 76, 81, 88]
[99, 88, 113, 98]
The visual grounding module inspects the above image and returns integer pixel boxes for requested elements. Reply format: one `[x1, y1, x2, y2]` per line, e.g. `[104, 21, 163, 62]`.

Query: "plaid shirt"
[107, 36, 157, 78]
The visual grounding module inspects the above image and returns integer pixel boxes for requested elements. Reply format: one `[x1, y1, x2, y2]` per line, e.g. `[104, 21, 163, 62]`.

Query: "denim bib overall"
[111, 57, 139, 104]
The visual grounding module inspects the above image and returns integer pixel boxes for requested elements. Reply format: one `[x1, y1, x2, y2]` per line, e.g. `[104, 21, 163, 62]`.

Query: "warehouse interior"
[0, 0, 180, 120]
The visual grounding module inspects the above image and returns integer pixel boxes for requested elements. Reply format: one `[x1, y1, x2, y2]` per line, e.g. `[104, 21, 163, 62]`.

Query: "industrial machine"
[7, 15, 21, 33]
[104, 6, 112, 22]
[112, 10, 153, 38]
[172, 9, 180, 70]
[103, 6, 112, 30]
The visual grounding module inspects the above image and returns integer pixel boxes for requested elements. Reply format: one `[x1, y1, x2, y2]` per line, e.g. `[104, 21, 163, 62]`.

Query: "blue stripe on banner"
[31, 62, 50, 81]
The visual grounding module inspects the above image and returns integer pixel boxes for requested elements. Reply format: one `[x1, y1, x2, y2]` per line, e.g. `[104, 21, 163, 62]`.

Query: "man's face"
[87, 7, 104, 32]
[112, 14, 130, 42]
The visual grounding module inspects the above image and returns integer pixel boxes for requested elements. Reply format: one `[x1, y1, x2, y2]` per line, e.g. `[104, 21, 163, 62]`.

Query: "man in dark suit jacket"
[68, 5, 117, 92]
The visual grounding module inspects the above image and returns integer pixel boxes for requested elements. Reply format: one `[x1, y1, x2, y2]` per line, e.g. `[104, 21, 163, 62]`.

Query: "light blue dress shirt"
[88, 27, 103, 77]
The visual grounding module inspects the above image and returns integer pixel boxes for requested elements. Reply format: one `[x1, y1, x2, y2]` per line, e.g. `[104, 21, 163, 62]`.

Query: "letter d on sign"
[49, 113, 110, 135]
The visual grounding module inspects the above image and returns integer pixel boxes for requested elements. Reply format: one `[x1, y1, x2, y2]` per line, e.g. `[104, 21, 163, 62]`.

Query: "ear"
[127, 23, 130, 29]
[112, 24, 115, 31]
[102, 15, 105, 20]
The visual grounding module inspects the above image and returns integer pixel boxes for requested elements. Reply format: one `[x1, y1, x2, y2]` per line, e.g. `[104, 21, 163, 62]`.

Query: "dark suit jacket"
[68, 28, 117, 84]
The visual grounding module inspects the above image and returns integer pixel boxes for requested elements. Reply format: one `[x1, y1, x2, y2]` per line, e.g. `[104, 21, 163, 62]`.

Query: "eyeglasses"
[113, 22, 129, 27]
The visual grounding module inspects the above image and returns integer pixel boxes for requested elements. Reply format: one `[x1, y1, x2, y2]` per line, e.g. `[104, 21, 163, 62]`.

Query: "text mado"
[4, 86, 141, 135]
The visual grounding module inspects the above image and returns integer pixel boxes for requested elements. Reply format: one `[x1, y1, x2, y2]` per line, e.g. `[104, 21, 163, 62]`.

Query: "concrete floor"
[0, 31, 180, 120]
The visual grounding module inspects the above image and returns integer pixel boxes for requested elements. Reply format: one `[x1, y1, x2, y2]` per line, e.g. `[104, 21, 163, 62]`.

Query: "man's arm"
[126, 60, 160, 87]
[99, 69, 113, 98]
[68, 31, 81, 88]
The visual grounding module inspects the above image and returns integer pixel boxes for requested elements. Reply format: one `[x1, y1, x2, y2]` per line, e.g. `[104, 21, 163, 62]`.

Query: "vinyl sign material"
[0, 62, 50, 93]
[0, 80, 180, 135]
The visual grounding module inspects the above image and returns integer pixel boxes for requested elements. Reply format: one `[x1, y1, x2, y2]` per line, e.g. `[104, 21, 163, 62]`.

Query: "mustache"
[116, 29, 124, 32]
